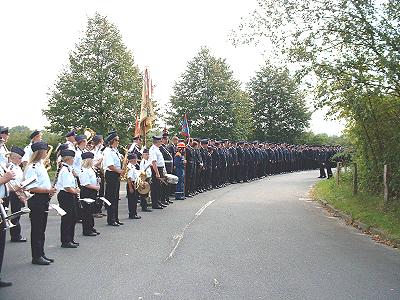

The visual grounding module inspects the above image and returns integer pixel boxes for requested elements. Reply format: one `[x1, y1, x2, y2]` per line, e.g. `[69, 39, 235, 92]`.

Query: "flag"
[140, 67, 156, 135]
[134, 113, 141, 137]
[181, 113, 190, 137]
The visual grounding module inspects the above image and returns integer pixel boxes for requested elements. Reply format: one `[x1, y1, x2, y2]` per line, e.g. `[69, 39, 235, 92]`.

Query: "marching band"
[0, 125, 342, 287]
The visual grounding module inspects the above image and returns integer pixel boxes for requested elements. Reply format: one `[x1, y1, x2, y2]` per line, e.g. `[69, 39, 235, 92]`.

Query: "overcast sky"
[0, 0, 344, 135]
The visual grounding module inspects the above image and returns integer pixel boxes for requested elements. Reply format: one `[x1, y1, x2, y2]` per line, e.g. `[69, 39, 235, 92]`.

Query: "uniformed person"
[0, 126, 10, 166]
[128, 136, 143, 160]
[6, 146, 27, 242]
[126, 153, 142, 219]
[174, 142, 186, 200]
[103, 131, 123, 226]
[139, 149, 152, 212]
[160, 133, 173, 205]
[21, 129, 42, 166]
[24, 141, 56, 265]
[79, 151, 100, 236]
[91, 135, 105, 217]
[65, 130, 76, 150]
[0, 161, 15, 287]
[149, 135, 165, 209]
[56, 149, 80, 248]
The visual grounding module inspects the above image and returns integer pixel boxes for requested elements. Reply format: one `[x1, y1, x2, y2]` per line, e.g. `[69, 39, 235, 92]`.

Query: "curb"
[315, 198, 399, 249]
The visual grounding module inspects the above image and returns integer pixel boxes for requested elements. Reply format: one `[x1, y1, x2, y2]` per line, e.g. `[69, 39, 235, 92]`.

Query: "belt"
[164, 160, 173, 163]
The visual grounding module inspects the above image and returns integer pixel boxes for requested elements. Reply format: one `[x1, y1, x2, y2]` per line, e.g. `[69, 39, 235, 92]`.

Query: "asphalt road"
[1, 170, 399, 300]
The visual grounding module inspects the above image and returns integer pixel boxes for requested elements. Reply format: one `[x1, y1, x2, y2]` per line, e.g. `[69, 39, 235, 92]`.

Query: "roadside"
[311, 173, 400, 248]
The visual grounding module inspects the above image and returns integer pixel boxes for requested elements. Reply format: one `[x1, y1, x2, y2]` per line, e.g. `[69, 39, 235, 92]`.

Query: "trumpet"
[0, 200, 30, 230]
[0, 163, 36, 203]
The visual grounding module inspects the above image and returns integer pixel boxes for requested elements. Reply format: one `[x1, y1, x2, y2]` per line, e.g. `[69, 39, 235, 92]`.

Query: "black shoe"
[0, 280, 12, 287]
[108, 222, 120, 226]
[83, 232, 97, 236]
[71, 241, 80, 246]
[167, 200, 174, 204]
[92, 229, 100, 235]
[142, 208, 152, 212]
[130, 215, 141, 219]
[116, 221, 124, 225]
[11, 237, 27, 242]
[32, 257, 51, 265]
[61, 242, 78, 248]
[42, 255, 55, 263]
[159, 203, 167, 207]
[152, 206, 163, 209]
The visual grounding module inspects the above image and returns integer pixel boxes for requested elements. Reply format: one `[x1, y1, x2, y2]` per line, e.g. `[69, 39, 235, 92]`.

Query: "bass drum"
[165, 174, 179, 184]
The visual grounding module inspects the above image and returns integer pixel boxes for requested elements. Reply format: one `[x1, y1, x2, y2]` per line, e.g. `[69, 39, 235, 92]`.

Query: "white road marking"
[165, 200, 216, 261]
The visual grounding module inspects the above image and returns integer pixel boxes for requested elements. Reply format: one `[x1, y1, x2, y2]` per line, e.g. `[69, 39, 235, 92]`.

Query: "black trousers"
[0, 222, 5, 275]
[58, 191, 78, 244]
[127, 183, 138, 217]
[94, 169, 104, 214]
[105, 171, 120, 224]
[151, 167, 162, 208]
[4, 192, 24, 240]
[80, 186, 96, 234]
[28, 193, 50, 259]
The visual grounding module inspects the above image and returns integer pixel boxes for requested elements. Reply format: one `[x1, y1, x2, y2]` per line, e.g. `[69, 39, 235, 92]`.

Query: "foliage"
[44, 13, 142, 146]
[296, 131, 346, 146]
[234, 0, 400, 198]
[247, 63, 310, 143]
[312, 173, 400, 241]
[166, 47, 253, 140]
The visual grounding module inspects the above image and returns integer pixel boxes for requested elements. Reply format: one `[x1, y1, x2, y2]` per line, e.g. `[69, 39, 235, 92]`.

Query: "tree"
[44, 13, 142, 145]
[166, 47, 252, 140]
[234, 0, 400, 198]
[248, 63, 310, 143]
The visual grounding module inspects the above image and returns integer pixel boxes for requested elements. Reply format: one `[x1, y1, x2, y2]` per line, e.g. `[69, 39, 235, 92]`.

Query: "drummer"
[126, 153, 141, 220]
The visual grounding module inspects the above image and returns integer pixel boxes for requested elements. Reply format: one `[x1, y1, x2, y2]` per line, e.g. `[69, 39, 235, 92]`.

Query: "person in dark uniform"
[174, 142, 186, 200]
[160, 133, 173, 205]
[128, 136, 143, 160]
[103, 132, 123, 226]
[0, 163, 15, 287]
[185, 140, 194, 197]
[126, 153, 142, 219]
[24, 141, 57, 265]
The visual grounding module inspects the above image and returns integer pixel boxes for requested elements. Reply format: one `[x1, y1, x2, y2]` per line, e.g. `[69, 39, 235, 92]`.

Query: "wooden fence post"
[384, 164, 389, 204]
[353, 163, 358, 195]
[336, 162, 341, 185]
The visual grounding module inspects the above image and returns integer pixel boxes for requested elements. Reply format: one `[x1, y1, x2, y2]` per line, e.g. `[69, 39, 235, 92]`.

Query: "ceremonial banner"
[134, 113, 141, 137]
[140, 67, 156, 135]
[181, 113, 190, 137]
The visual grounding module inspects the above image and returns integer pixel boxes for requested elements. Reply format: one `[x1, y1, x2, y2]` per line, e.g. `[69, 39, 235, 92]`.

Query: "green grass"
[311, 173, 400, 241]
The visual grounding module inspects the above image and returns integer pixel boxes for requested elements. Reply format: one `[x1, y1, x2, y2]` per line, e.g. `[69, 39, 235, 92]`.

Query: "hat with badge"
[60, 149, 75, 157]
[0, 126, 9, 134]
[92, 135, 103, 144]
[29, 129, 40, 140]
[10, 146, 25, 157]
[152, 135, 162, 141]
[81, 152, 94, 159]
[200, 139, 209, 145]
[75, 135, 87, 143]
[65, 130, 76, 138]
[105, 131, 118, 144]
[56, 143, 69, 153]
[31, 141, 48, 152]
[142, 148, 149, 154]
[127, 153, 137, 160]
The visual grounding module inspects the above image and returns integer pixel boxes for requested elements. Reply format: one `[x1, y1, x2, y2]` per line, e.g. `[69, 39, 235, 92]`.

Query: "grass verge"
[311, 173, 400, 241]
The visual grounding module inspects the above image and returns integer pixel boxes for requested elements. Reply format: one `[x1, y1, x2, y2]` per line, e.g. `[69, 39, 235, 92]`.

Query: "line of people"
[0, 125, 341, 287]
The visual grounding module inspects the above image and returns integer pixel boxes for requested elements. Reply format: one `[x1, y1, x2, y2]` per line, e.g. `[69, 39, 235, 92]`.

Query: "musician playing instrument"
[56, 149, 80, 248]
[6, 146, 27, 242]
[65, 130, 76, 150]
[91, 135, 105, 217]
[139, 149, 152, 212]
[103, 131, 123, 226]
[126, 153, 142, 220]
[0, 163, 15, 287]
[22, 129, 42, 166]
[79, 152, 100, 236]
[24, 141, 56, 265]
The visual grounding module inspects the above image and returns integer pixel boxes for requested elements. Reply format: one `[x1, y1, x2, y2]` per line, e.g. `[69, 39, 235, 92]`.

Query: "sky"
[0, 0, 344, 136]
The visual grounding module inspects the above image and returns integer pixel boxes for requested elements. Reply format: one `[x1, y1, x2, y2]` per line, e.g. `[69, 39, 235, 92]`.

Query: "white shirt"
[149, 145, 165, 167]
[79, 167, 97, 186]
[91, 145, 103, 168]
[0, 167, 7, 198]
[22, 143, 33, 163]
[56, 164, 76, 191]
[73, 147, 85, 173]
[0, 144, 8, 165]
[127, 163, 139, 182]
[8, 162, 23, 183]
[66, 141, 75, 150]
[140, 159, 152, 178]
[24, 160, 52, 190]
[103, 147, 122, 171]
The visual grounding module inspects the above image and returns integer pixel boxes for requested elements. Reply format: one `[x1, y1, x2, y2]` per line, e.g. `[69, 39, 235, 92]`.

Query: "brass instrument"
[0, 200, 30, 230]
[0, 137, 10, 158]
[135, 164, 151, 194]
[84, 128, 96, 142]
[44, 144, 53, 171]
[120, 146, 129, 181]
[0, 164, 36, 203]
